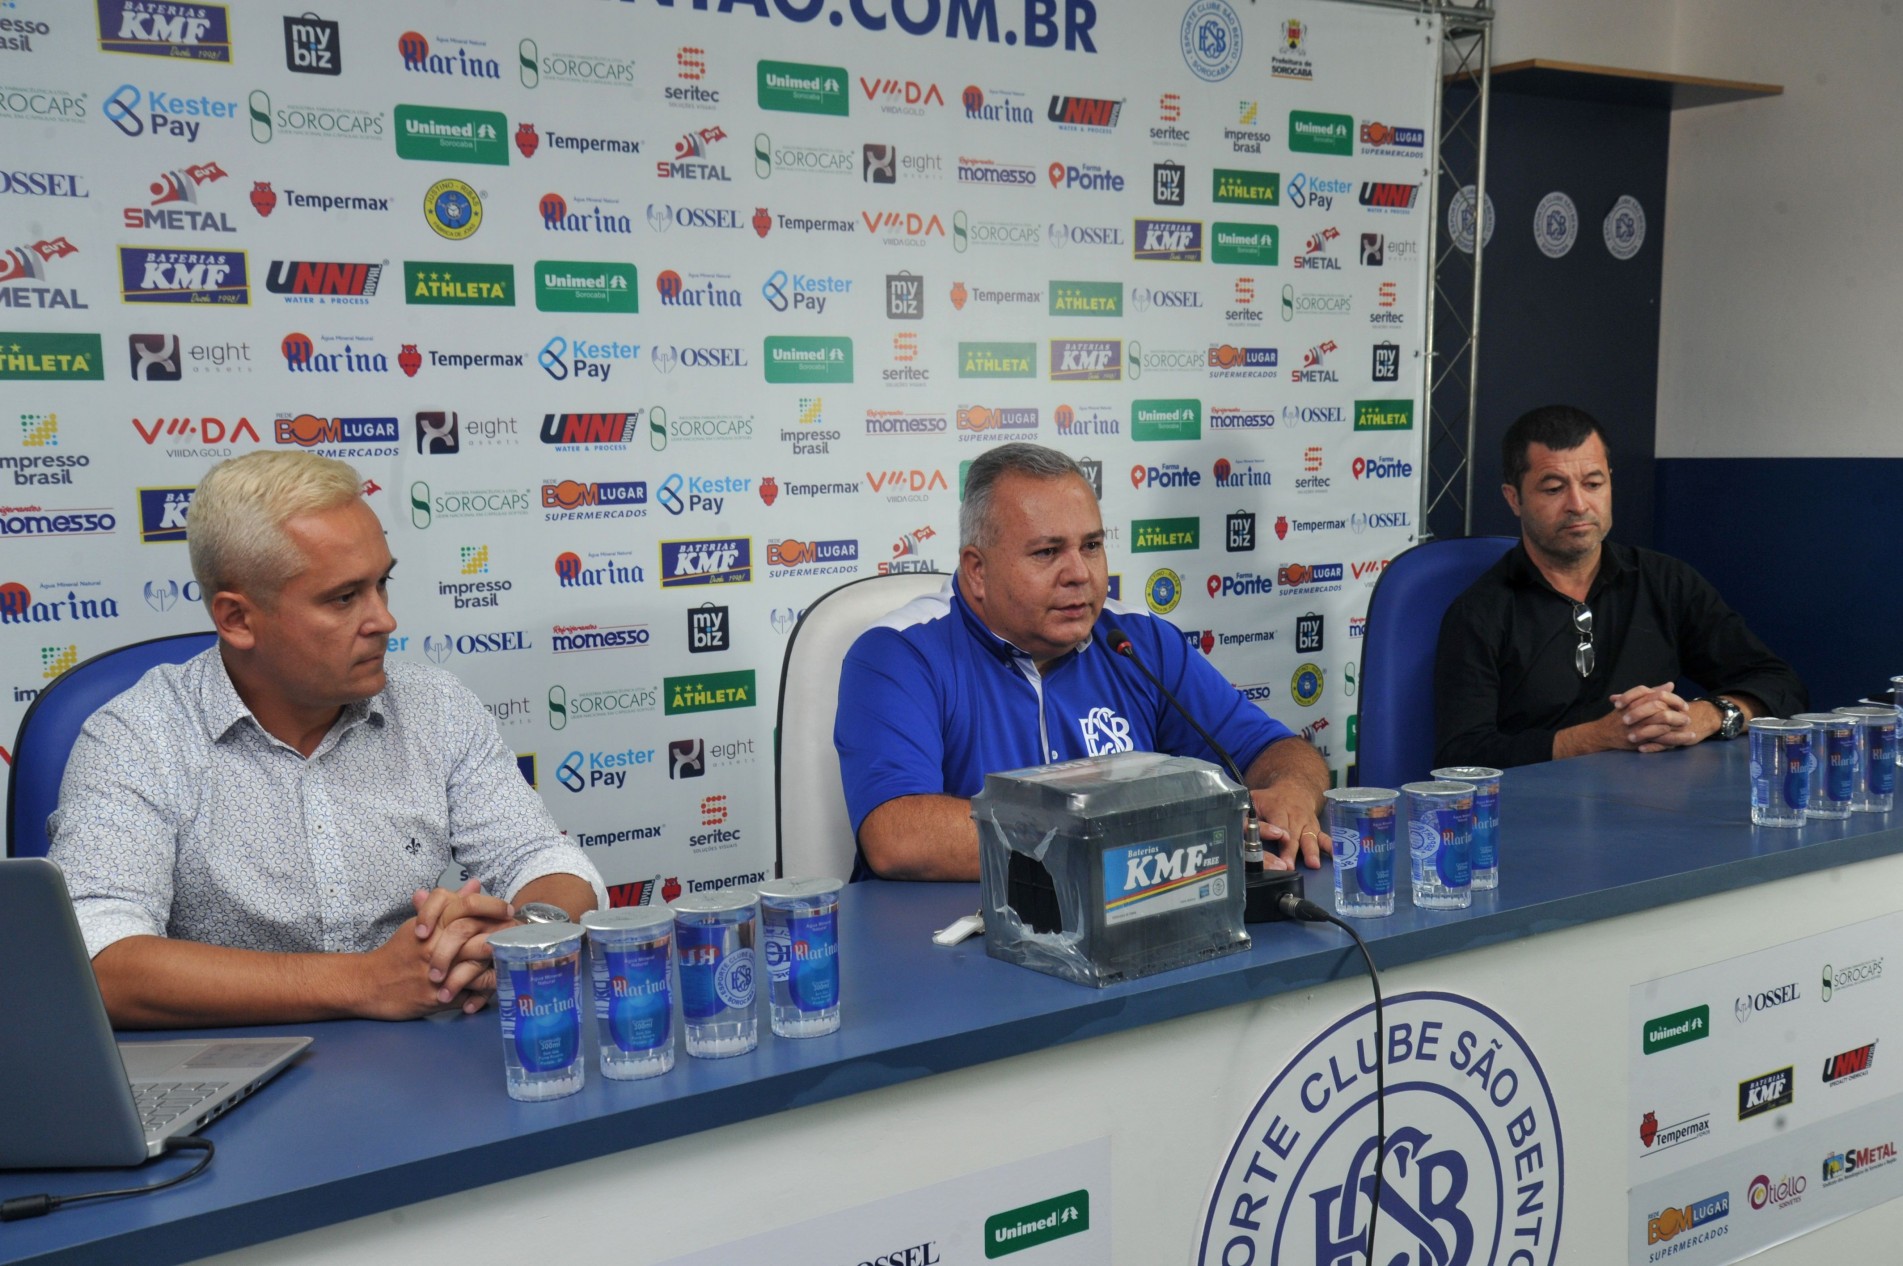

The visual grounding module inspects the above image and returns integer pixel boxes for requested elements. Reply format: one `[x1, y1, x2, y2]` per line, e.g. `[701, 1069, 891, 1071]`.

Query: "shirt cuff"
[74, 898, 166, 961]
[501, 851, 609, 913]
[1719, 678, 1808, 721]
[1519, 729, 1559, 767]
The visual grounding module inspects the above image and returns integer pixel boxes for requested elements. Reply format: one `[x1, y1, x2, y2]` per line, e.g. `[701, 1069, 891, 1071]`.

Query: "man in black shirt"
[1435, 405, 1806, 769]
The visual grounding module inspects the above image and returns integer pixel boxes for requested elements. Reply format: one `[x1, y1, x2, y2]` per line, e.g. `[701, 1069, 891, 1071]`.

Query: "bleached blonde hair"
[187, 451, 364, 608]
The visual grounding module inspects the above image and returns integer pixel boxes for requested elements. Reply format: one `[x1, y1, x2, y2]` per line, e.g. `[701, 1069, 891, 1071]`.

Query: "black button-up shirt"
[1434, 541, 1808, 768]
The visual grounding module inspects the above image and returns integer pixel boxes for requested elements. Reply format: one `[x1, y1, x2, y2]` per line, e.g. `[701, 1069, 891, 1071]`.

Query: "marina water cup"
[1891, 675, 1903, 769]
[1747, 718, 1812, 827]
[672, 891, 760, 1058]
[1791, 713, 1856, 820]
[580, 906, 675, 1080]
[1835, 706, 1897, 813]
[756, 878, 843, 1038]
[1401, 781, 1473, 910]
[490, 922, 587, 1101]
[1432, 765, 1501, 889]
[1324, 787, 1398, 918]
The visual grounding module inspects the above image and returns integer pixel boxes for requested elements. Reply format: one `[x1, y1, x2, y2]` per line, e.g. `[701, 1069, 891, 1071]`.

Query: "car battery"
[971, 750, 1250, 987]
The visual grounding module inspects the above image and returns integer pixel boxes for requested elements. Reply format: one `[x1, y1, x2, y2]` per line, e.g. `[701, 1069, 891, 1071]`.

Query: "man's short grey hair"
[188, 451, 365, 609]
[959, 442, 1094, 549]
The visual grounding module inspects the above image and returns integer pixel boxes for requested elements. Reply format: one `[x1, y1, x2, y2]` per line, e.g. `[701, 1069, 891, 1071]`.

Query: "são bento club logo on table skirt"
[1197, 991, 1564, 1266]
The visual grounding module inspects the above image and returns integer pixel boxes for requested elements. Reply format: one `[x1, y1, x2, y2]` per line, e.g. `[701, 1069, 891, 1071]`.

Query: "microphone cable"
[0, 1136, 214, 1222]
[1277, 892, 1388, 1266]
[1104, 618, 1389, 1259]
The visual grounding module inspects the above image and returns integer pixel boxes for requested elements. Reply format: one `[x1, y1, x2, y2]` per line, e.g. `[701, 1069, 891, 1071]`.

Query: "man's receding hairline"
[990, 467, 1094, 494]
[969, 469, 1097, 549]
[989, 472, 1101, 522]
[1518, 439, 1613, 483]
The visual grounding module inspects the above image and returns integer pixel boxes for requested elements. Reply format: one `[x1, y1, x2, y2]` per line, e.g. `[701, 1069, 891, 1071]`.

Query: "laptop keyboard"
[133, 1082, 225, 1133]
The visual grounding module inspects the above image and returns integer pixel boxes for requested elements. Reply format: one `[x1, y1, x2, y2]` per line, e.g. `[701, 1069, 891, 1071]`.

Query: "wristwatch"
[1713, 696, 1746, 741]
[515, 902, 570, 925]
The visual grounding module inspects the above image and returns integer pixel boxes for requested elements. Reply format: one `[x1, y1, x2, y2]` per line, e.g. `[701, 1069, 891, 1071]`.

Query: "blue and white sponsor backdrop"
[0, 0, 1433, 900]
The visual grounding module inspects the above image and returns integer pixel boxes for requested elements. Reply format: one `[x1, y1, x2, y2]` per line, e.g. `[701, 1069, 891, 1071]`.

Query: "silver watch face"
[516, 902, 568, 925]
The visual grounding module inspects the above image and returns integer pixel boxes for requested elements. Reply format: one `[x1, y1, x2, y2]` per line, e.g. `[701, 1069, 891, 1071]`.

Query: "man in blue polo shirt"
[836, 443, 1330, 880]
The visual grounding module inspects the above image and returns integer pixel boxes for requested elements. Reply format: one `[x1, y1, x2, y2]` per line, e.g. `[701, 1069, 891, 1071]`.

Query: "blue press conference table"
[6, 741, 1903, 1266]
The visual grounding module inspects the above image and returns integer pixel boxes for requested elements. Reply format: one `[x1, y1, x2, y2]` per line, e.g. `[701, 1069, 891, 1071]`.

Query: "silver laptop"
[0, 858, 311, 1169]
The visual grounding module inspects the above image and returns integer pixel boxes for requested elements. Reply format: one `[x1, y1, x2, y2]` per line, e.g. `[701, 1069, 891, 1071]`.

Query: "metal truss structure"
[1423, 0, 1494, 538]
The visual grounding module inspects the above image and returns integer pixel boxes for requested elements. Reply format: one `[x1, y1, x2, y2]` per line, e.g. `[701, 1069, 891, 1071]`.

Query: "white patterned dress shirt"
[48, 649, 605, 960]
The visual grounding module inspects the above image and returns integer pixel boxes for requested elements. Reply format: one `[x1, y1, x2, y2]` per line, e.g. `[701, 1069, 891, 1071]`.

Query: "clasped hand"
[1607, 681, 1704, 753]
[362, 878, 516, 1019]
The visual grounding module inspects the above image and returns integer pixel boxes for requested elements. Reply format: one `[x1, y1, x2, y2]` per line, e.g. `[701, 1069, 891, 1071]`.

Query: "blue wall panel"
[1435, 85, 1668, 547]
[1656, 457, 1903, 711]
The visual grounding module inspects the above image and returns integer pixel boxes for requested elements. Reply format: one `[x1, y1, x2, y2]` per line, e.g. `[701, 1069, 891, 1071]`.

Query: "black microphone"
[1101, 622, 1247, 788]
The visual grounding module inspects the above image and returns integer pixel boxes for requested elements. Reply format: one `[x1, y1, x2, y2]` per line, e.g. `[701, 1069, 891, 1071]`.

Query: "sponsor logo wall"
[1, 0, 1430, 898]
[1629, 912, 1903, 1264]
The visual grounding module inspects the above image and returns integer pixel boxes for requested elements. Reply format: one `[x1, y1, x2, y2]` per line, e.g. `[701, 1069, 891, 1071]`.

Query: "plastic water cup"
[580, 907, 675, 1080]
[490, 923, 587, 1101]
[1401, 781, 1473, 910]
[1836, 706, 1897, 813]
[1891, 676, 1903, 766]
[1324, 788, 1397, 919]
[1748, 718, 1812, 826]
[756, 878, 843, 1038]
[1791, 713, 1856, 820]
[672, 892, 759, 1058]
[1432, 766, 1501, 889]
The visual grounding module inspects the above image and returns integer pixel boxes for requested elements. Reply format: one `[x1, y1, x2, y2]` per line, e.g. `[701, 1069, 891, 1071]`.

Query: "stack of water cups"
[756, 878, 843, 1038]
[1747, 717, 1812, 826]
[1431, 766, 1501, 889]
[490, 922, 587, 1101]
[580, 906, 675, 1079]
[1324, 788, 1397, 918]
[1401, 781, 1474, 909]
[1835, 705, 1896, 814]
[672, 891, 760, 1058]
[1790, 712, 1857, 820]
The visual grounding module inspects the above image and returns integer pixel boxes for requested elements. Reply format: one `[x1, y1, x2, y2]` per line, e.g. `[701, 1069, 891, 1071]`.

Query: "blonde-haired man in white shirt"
[49, 452, 604, 1028]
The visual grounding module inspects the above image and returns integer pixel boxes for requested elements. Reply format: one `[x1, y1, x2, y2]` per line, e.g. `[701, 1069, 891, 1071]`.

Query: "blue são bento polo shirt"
[836, 577, 1295, 843]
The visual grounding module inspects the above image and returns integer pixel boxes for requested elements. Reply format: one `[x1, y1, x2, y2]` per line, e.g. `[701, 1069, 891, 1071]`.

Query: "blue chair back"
[1356, 537, 1517, 789]
[6, 632, 216, 858]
